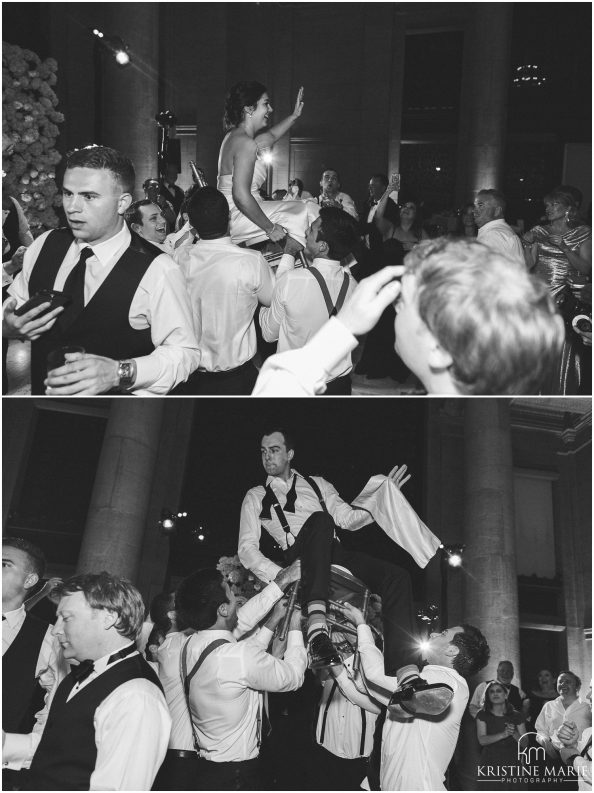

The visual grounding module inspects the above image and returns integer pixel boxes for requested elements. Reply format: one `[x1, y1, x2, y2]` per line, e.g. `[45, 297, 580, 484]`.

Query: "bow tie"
[71, 659, 95, 683]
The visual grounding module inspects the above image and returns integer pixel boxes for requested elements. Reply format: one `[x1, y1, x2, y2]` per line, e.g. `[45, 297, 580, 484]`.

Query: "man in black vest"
[238, 428, 455, 717]
[2, 145, 199, 395]
[2, 538, 67, 790]
[2, 571, 171, 790]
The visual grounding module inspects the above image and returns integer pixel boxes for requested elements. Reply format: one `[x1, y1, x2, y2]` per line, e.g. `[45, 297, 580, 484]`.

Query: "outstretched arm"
[256, 87, 304, 148]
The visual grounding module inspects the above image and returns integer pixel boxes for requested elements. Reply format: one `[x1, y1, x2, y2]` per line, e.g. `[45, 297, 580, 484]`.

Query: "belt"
[167, 749, 197, 759]
[195, 358, 255, 379]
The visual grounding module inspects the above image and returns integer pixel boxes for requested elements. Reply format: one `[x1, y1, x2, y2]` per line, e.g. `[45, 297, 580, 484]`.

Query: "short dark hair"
[317, 207, 359, 261]
[370, 173, 389, 186]
[224, 81, 268, 130]
[404, 238, 565, 394]
[53, 572, 144, 641]
[187, 186, 229, 239]
[125, 199, 158, 228]
[321, 168, 340, 183]
[66, 145, 135, 194]
[450, 623, 490, 678]
[2, 537, 46, 579]
[175, 569, 227, 631]
[260, 426, 295, 452]
[477, 188, 507, 213]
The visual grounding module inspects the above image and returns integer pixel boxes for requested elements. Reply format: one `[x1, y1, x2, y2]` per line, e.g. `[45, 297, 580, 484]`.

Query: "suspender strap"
[301, 474, 329, 515]
[308, 267, 350, 317]
[359, 707, 367, 756]
[180, 637, 230, 753]
[319, 679, 338, 745]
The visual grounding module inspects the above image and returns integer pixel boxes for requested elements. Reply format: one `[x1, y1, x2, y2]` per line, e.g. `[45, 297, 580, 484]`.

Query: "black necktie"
[71, 658, 95, 683]
[60, 246, 95, 329]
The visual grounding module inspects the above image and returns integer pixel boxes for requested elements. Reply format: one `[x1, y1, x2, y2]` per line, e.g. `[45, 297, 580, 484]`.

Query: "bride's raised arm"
[256, 87, 304, 149]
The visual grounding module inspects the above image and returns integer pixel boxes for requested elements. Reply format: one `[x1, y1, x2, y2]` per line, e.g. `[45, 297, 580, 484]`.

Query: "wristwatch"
[117, 359, 137, 391]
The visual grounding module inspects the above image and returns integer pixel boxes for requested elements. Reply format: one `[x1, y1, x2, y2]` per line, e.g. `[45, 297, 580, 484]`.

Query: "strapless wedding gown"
[217, 159, 318, 246]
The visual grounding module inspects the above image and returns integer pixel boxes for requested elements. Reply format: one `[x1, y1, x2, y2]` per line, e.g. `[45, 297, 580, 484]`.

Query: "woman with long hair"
[217, 81, 318, 249]
[476, 681, 526, 789]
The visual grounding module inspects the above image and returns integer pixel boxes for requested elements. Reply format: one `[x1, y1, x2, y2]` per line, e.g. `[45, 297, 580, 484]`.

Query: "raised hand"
[293, 86, 304, 118]
[335, 601, 366, 627]
[388, 464, 411, 489]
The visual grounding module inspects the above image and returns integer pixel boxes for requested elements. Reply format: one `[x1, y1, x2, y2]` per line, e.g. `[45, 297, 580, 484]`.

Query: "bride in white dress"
[217, 81, 318, 247]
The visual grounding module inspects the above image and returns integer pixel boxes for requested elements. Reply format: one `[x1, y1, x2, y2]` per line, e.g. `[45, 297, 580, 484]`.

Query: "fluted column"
[463, 400, 520, 670]
[455, 4, 514, 200]
[76, 401, 164, 581]
[99, 5, 160, 193]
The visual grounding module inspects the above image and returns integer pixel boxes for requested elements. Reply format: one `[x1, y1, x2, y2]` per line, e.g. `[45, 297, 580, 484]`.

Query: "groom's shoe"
[388, 677, 454, 717]
[308, 632, 341, 670]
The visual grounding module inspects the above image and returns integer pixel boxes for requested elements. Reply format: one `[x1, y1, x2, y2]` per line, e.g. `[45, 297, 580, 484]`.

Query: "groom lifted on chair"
[238, 427, 452, 716]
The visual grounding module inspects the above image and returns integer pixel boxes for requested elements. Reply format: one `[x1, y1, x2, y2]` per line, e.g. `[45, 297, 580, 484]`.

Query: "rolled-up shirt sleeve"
[243, 630, 307, 693]
[259, 276, 287, 343]
[234, 582, 282, 638]
[356, 624, 398, 706]
[253, 316, 358, 396]
[131, 256, 200, 394]
[238, 490, 284, 583]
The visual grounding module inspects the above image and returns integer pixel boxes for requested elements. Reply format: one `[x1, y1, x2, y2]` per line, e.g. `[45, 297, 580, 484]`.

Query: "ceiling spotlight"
[159, 508, 177, 533]
[114, 50, 130, 66]
[440, 543, 466, 568]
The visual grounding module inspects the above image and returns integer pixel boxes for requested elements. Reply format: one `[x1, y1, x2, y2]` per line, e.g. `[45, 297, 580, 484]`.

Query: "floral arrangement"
[216, 555, 266, 600]
[2, 42, 64, 233]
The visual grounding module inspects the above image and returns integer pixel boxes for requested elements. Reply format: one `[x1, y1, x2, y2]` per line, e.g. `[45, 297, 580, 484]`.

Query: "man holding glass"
[2, 145, 199, 395]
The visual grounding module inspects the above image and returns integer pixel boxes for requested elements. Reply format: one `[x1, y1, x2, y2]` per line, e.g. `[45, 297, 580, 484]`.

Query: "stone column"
[462, 399, 520, 672]
[99, 5, 160, 193]
[387, 8, 407, 178]
[2, 401, 38, 530]
[76, 401, 164, 582]
[457, 399, 520, 790]
[455, 4, 514, 201]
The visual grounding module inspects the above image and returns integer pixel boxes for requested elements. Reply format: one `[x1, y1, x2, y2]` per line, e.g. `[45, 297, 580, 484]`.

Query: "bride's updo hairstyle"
[224, 81, 268, 130]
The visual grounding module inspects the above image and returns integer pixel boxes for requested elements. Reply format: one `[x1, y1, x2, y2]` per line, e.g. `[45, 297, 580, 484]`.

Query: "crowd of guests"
[3, 532, 591, 791]
[2, 79, 591, 397]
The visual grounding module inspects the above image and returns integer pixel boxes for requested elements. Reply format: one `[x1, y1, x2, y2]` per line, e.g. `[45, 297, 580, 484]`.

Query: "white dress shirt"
[259, 258, 357, 382]
[535, 697, 592, 746]
[253, 315, 357, 396]
[357, 624, 468, 791]
[185, 626, 306, 762]
[177, 236, 273, 372]
[6, 224, 200, 394]
[315, 654, 380, 759]
[3, 643, 171, 791]
[318, 192, 359, 220]
[164, 221, 196, 257]
[157, 580, 284, 751]
[238, 469, 373, 583]
[239, 469, 440, 584]
[2, 605, 69, 769]
[477, 218, 525, 266]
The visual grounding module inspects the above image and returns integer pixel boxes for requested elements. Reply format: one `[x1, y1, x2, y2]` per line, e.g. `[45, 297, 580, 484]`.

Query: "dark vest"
[28, 228, 157, 394]
[27, 653, 163, 791]
[2, 612, 49, 733]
